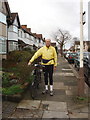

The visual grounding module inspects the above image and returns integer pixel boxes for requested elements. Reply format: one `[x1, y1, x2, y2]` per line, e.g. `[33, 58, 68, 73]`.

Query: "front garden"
[2, 48, 39, 102]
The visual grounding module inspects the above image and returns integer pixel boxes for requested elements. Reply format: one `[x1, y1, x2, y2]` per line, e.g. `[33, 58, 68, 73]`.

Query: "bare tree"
[54, 29, 71, 56]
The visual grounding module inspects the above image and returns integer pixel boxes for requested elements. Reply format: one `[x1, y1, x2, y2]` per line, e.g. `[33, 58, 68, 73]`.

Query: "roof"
[4, 1, 11, 15]
[21, 25, 33, 36]
[51, 42, 56, 46]
[10, 13, 20, 27]
[75, 41, 90, 45]
[33, 33, 43, 39]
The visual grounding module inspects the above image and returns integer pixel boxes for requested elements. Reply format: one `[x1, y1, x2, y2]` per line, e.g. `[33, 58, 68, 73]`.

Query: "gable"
[13, 17, 19, 27]
[0, 2, 7, 15]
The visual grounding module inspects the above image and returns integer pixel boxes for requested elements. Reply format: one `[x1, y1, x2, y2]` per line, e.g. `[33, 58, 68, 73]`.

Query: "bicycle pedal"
[42, 90, 48, 94]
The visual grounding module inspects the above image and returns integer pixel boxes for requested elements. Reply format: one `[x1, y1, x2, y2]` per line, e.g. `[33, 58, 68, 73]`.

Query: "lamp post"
[78, 0, 85, 96]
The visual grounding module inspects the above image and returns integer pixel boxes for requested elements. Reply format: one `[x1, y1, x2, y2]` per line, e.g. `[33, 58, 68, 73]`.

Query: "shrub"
[2, 84, 24, 95]
[2, 72, 10, 87]
[7, 50, 34, 63]
[2, 49, 40, 96]
[16, 61, 34, 84]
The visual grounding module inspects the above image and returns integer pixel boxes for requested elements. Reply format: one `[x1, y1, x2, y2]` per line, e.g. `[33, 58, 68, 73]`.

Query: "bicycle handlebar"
[34, 64, 45, 68]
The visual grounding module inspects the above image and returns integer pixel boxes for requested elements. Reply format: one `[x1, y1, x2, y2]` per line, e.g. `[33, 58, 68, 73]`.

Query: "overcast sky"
[8, 0, 89, 48]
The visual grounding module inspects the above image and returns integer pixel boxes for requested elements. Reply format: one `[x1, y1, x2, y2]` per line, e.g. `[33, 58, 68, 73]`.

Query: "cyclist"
[28, 39, 57, 96]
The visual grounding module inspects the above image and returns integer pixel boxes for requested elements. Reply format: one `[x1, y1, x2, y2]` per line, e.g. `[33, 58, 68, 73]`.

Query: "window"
[13, 26, 18, 33]
[0, 37, 6, 54]
[24, 33, 26, 38]
[9, 41, 18, 52]
[18, 30, 20, 37]
[9, 41, 13, 51]
[29, 35, 31, 39]
[25, 33, 29, 38]
[2, 40, 6, 53]
[21, 31, 24, 38]
[31, 36, 33, 40]
[0, 12, 6, 24]
[39, 39, 41, 43]
[21, 31, 22, 38]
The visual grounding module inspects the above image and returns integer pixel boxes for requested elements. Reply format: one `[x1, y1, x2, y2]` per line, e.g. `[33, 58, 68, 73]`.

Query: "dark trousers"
[43, 65, 54, 85]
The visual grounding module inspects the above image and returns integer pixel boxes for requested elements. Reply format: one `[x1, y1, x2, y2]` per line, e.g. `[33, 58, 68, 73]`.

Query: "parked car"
[84, 53, 90, 87]
[63, 52, 70, 59]
[74, 52, 80, 70]
[63, 51, 68, 58]
[74, 52, 90, 71]
[67, 52, 78, 64]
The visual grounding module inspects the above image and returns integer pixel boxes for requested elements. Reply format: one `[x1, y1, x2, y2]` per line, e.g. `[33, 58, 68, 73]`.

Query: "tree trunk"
[60, 45, 63, 57]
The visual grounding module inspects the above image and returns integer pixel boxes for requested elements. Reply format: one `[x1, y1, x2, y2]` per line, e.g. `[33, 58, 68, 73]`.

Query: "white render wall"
[18, 30, 35, 46]
[8, 31, 18, 41]
[8, 18, 18, 42]
[8, 16, 44, 49]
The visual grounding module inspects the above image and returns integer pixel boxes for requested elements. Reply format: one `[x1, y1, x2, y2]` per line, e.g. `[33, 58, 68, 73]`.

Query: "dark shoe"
[42, 90, 48, 94]
[50, 91, 53, 96]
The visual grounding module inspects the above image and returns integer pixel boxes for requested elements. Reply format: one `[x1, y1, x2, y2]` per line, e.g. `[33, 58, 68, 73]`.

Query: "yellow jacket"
[29, 46, 57, 66]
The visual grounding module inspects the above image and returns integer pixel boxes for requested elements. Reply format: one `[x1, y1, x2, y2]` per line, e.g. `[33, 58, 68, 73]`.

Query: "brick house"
[19, 25, 34, 50]
[0, 0, 45, 58]
[0, 1, 10, 59]
[74, 41, 90, 52]
[8, 13, 20, 52]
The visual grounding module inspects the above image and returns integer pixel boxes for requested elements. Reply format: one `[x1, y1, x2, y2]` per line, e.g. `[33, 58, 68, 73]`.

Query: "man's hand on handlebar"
[28, 62, 31, 66]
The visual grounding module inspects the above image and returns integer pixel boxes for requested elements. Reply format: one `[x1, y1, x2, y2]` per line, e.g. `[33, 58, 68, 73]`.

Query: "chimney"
[21, 25, 27, 29]
[27, 28, 31, 32]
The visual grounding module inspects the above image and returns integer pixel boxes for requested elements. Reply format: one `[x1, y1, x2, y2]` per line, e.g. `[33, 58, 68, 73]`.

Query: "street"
[2, 54, 89, 119]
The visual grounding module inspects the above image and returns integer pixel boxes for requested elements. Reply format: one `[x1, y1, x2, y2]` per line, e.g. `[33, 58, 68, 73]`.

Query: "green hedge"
[2, 49, 40, 95]
[2, 84, 24, 95]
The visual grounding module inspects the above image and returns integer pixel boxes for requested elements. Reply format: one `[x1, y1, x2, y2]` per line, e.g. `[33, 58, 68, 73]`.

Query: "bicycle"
[30, 63, 43, 99]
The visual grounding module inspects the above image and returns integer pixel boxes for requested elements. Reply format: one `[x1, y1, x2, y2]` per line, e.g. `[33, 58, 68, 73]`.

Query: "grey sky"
[8, 0, 89, 48]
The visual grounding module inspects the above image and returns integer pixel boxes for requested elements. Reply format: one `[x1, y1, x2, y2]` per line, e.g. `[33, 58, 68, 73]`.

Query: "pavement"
[2, 54, 89, 120]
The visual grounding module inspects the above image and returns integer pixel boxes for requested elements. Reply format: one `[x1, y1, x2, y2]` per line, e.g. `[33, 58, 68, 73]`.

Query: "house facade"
[0, 1, 10, 59]
[8, 13, 20, 52]
[0, 1, 45, 59]
[74, 41, 90, 52]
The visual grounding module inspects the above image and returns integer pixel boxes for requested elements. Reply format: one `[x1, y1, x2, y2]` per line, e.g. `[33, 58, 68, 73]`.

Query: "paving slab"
[69, 118, 90, 120]
[2, 55, 89, 119]
[41, 101, 67, 112]
[8, 109, 43, 119]
[67, 102, 88, 113]
[58, 86, 69, 90]
[53, 81, 69, 90]
[17, 100, 41, 110]
[45, 95, 67, 102]
[53, 89, 66, 95]
[80, 106, 88, 113]
[62, 69, 72, 71]
[54, 73, 75, 77]
[66, 90, 73, 95]
[42, 110, 69, 118]
[69, 112, 88, 118]
[53, 82, 64, 89]
[2, 101, 18, 119]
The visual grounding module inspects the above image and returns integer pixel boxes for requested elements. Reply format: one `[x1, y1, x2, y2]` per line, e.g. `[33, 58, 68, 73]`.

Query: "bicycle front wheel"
[30, 81, 38, 100]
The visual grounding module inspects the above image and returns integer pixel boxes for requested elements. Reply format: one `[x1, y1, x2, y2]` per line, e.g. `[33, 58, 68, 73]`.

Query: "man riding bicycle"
[28, 39, 57, 96]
